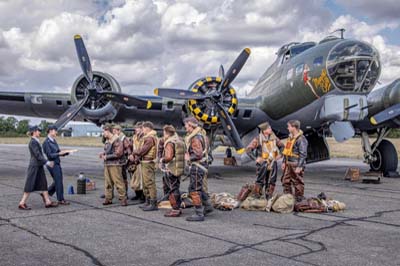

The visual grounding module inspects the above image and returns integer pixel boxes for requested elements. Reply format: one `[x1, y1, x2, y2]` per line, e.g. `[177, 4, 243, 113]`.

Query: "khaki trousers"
[104, 165, 126, 201]
[130, 164, 143, 191]
[141, 161, 157, 200]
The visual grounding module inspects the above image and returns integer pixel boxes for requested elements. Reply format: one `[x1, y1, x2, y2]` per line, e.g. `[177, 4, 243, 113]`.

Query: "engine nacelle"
[368, 78, 400, 126]
[71, 71, 121, 123]
[187, 76, 238, 125]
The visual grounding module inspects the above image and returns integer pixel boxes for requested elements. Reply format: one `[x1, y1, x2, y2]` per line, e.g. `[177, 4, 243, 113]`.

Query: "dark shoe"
[58, 200, 70, 205]
[100, 194, 105, 199]
[39, 193, 46, 204]
[203, 205, 214, 216]
[142, 199, 158, 211]
[186, 206, 205, 222]
[120, 199, 128, 206]
[45, 202, 58, 208]
[164, 209, 182, 217]
[18, 204, 31, 210]
[139, 198, 150, 209]
[130, 195, 140, 200]
[131, 191, 144, 201]
[202, 198, 214, 216]
[102, 200, 113, 206]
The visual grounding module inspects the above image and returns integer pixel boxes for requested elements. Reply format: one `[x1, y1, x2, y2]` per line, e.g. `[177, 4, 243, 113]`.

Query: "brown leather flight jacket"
[104, 136, 124, 166]
[132, 131, 157, 162]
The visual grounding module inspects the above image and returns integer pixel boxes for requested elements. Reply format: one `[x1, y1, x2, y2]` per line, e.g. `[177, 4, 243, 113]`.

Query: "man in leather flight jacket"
[184, 117, 213, 222]
[281, 120, 308, 202]
[100, 124, 127, 206]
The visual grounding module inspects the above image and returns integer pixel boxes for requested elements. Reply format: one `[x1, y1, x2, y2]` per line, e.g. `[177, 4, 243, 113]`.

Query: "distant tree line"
[0, 116, 52, 137]
[0, 115, 399, 138]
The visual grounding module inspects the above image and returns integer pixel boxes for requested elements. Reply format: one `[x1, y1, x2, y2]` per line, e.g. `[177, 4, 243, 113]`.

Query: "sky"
[0, 0, 399, 101]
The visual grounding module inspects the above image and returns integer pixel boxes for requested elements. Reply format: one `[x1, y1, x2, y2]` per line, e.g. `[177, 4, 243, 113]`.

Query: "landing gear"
[361, 128, 399, 177]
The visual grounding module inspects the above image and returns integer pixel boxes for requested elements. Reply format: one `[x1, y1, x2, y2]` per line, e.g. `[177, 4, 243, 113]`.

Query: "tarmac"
[1, 144, 400, 266]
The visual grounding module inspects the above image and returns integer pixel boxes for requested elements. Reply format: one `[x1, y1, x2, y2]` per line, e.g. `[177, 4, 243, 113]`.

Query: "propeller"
[154, 48, 251, 153]
[219, 48, 250, 94]
[53, 35, 152, 129]
[54, 94, 89, 129]
[74, 35, 94, 87]
[219, 65, 225, 79]
[370, 103, 400, 125]
[215, 102, 244, 152]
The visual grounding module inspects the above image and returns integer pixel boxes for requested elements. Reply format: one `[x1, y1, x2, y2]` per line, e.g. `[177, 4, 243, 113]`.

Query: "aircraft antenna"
[330, 28, 346, 39]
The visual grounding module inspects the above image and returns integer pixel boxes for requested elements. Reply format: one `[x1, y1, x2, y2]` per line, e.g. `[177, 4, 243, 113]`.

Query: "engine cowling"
[71, 71, 121, 122]
[187, 76, 238, 125]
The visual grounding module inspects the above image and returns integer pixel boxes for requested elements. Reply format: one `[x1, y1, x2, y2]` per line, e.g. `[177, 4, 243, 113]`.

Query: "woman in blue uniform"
[18, 126, 58, 210]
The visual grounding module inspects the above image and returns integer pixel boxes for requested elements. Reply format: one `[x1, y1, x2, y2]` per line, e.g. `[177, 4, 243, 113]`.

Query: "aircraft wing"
[0, 91, 72, 119]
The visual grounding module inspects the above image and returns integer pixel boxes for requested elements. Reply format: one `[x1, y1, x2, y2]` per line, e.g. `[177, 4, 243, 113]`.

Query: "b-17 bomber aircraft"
[0, 32, 399, 176]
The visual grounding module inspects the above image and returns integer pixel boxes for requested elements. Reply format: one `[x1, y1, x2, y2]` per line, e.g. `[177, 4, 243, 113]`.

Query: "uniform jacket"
[119, 133, 132, 164]
[29, 138, 48, 166]
[104, 135, 124, 166]
[283, 131, 308, 168]
[132, 130, 157, 161]
[246, 132, 284, 160]
[185, 127, 207, 163]
[43, 137, 67, 165]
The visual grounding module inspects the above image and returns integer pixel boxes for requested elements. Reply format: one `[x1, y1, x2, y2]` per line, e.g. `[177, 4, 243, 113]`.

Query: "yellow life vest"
[142, 130, 158, 161]
[259, 133, 279, 160]
[132, 133, 144, 151]
[282, 131, 303, 158]
[164, 134, 186, 176]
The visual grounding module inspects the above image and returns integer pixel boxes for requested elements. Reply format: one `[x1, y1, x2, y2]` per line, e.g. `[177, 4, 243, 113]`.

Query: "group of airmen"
[101, 117, 212, 221]
[100, 117, 308, 222]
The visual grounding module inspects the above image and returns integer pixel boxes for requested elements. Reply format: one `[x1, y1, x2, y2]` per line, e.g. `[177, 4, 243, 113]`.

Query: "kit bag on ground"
[271, 194, 295, 213]
[211, 193, 240, 211]
[294, 198, 326, 213]
[240, 196, 267, 211]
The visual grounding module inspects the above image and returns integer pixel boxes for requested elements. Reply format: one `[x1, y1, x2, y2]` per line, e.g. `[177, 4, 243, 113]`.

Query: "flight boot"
[139, 198, 150, 209]
[186, 206, 205, 222]
[142, 199, 159, 211]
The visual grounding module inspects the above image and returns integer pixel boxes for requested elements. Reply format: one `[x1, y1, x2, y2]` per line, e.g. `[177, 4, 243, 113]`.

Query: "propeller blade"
[99, 91, 152, 109]
[370, 103, 400, 125]
[219, 48, 251, 93]
[74, 35, 93, 84]
[219, 64, 225, 79]
[154, 88, 209, 100]
[54, 94, 89, 129]
[215, 102, 245, 153]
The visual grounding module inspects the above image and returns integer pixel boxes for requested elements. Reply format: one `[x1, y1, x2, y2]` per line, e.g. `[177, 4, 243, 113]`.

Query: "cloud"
[0, 0, 398, 100]
[328, 15, 400, 83]
[336, 0, 400, 21]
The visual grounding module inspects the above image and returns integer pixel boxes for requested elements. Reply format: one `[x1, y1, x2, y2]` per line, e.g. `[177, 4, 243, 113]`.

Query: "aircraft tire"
[370, 139, 398, 176]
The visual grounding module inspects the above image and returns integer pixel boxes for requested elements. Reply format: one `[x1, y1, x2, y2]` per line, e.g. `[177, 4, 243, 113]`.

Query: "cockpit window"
[313, 56, 323, 66]
[328, 41, 375, 61]
[290, 42, 316, 57]
[327, 40, 380, 92]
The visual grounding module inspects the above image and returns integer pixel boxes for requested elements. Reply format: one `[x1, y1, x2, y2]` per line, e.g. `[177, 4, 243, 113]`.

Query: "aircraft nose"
[327, 40, 381, 92]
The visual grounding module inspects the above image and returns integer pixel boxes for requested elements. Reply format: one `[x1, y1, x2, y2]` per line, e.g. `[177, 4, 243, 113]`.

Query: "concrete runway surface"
[0, 144, 400, 266]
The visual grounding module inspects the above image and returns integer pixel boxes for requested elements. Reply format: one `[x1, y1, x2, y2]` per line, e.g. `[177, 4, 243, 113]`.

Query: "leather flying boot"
[142, 199, 159, 211]
[202, 198, 214, 216]
[186, 206, 205, 222]
[139, 198, 149, 209]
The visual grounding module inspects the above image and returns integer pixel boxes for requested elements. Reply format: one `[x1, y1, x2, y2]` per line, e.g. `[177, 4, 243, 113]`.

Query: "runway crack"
[0, 216, 105, 266]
